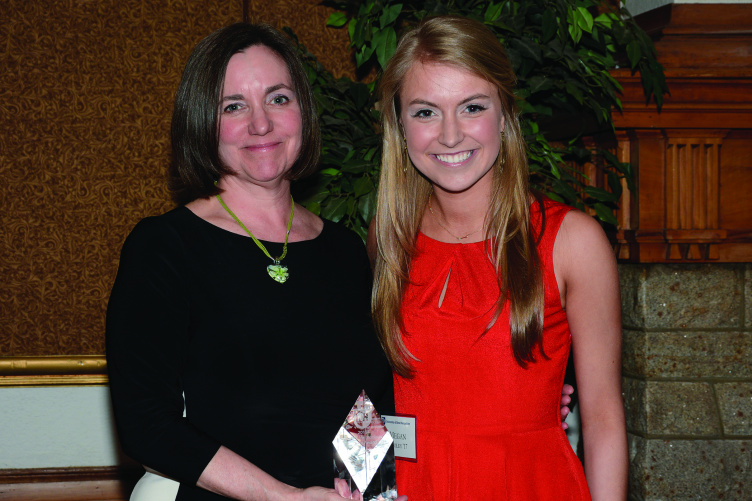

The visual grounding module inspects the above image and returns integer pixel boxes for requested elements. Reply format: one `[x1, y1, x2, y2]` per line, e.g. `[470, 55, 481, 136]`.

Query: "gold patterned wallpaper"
[0, 0, 354, 363]
[247, 1, 354, 79]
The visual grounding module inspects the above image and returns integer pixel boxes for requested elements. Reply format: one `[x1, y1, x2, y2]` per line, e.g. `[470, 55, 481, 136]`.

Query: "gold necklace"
[216, 194, 294, 283]
[427, 193, 482, 243]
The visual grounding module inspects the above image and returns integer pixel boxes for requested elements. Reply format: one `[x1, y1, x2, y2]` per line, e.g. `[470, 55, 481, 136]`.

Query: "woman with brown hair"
[369, 15, 627, 500]
[106, 23, 393, 501]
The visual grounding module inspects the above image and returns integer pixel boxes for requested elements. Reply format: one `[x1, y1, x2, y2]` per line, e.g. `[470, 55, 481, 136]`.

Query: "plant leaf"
[594, 203, 617, 225]
[485, 2, 503, 23]
[358, 189, 377, 223]
[380, 3, 403, 28]
[327, 12, 348, 28]
[374, 27, 398, 69]
[542, 9, 557, 42]
[353, 175, 374, 197]
[626, 40, 641, 70]
[576, 7, 594, 33]
[584, 186, 620, 203]
[321, 197, 348, 222]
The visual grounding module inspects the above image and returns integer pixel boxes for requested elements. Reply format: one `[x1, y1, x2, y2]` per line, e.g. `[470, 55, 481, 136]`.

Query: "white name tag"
[382, 414, 417, 461]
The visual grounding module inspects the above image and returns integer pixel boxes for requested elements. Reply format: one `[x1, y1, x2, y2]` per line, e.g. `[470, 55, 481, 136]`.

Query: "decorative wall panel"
[0, 0, 244, 360]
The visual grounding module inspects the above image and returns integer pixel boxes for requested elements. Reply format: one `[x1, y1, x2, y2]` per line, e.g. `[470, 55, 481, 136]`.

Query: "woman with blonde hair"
[368, 15, 627, 500]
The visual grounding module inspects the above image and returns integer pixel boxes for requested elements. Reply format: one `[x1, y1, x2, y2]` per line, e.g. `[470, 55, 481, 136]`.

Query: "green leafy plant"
[288, 30, 382, 241]
[293, 0, 667, 236]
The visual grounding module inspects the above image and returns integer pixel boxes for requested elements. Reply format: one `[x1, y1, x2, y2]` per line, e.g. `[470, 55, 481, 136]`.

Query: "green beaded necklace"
[216, 193, 294, 284]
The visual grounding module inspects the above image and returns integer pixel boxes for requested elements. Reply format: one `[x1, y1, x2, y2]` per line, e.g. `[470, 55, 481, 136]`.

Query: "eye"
[270, 94, 291, 105]
[411, 108, 435, 118]
[465, 104, 487, 113]
[222, 103, 242, 113]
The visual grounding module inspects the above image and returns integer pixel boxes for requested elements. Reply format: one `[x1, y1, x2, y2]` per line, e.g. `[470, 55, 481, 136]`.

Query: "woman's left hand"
[333, 478, 407, 501]
[333, 478, 362, 500]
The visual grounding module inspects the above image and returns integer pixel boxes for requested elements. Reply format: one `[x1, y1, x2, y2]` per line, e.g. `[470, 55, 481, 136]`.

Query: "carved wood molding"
[608, 3, 752, 263]
[612, 128, 752, 262]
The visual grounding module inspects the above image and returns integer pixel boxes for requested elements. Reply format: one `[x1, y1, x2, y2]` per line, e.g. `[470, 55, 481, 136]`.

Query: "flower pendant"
[267, 264, 289, 283]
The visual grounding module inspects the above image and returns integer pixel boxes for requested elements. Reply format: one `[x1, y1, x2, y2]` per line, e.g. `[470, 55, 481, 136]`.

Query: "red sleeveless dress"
[394, 199, 590, 500]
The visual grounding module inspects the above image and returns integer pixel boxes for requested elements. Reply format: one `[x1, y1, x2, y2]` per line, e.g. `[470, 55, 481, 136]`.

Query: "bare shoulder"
[555, 210, 614, 264]
[558, 210, 611, 251]
[553, 210, 618, 300]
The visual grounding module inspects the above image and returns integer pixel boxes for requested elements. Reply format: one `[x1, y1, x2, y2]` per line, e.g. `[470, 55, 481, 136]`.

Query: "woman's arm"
[106, 219, 220, 482]
[554, 211, 628, 500]
[197, 447, 351, 501]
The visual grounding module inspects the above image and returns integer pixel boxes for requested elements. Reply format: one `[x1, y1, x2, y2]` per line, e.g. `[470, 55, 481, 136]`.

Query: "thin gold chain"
[427, 193, 482, 242]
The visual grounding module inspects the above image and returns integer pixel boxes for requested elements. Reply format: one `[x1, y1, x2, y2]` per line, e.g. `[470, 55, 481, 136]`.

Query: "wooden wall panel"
[611, 4, 752, 263]
[720, 135, 752, 231]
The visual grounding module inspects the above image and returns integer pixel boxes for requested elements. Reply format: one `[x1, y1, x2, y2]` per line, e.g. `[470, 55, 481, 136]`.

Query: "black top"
[106, 207, 393, 500]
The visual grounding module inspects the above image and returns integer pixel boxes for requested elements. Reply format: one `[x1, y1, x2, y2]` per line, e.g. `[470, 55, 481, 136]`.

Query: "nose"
[438, 115, 463, 148]
[247, 107, 273, 135]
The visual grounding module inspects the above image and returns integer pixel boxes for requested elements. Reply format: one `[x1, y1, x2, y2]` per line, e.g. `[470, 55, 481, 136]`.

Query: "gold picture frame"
[0, 356, 108, 386]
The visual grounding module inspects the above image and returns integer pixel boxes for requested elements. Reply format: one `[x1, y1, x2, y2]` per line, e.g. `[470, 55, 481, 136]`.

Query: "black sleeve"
[106, 217, 221, 485]
[563, 349, 578, 410]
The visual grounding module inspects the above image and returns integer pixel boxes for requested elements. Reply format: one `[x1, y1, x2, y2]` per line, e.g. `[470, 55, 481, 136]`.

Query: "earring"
[401, 134, 408, 173]
[499, 131, 505, 167]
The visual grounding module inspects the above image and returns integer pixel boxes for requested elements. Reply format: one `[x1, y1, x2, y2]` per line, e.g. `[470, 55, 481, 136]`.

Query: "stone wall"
[620, 263, 752, 500]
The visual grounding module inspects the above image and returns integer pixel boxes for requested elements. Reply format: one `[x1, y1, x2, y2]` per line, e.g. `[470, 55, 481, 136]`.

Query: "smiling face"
[217, 45, 303, 188]
[400, 61, 505, 196]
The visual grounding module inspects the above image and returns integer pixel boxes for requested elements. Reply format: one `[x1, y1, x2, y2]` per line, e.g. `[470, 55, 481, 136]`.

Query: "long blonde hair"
[372, 16, 544, 377]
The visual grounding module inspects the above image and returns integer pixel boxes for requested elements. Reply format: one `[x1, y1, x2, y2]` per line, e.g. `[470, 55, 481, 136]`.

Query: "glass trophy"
[333, 390, 398, 501]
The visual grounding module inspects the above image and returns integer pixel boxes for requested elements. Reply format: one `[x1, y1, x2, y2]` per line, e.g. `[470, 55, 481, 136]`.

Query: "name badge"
[382, 414, 417, 462]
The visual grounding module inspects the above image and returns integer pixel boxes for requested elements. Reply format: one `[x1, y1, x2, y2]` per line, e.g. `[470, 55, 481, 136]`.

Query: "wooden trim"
[634, 4, 752, 37]
[659, 4, 752, 36]
[0, 357, 108, 386]
[0, 467, 124, 484]
[0, 467, 141, 501]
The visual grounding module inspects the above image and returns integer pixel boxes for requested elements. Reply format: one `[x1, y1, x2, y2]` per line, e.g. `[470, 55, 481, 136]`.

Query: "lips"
[244, 142, 280, 151]
[434, 150, 474, 164]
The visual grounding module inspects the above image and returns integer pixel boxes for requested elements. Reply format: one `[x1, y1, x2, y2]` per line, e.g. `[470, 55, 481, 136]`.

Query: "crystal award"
[333, 390, 398, 501]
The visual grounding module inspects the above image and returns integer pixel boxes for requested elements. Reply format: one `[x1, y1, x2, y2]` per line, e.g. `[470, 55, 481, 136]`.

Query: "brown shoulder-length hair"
[372, 15, 544, 377]
[169, 23, 320, 204]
